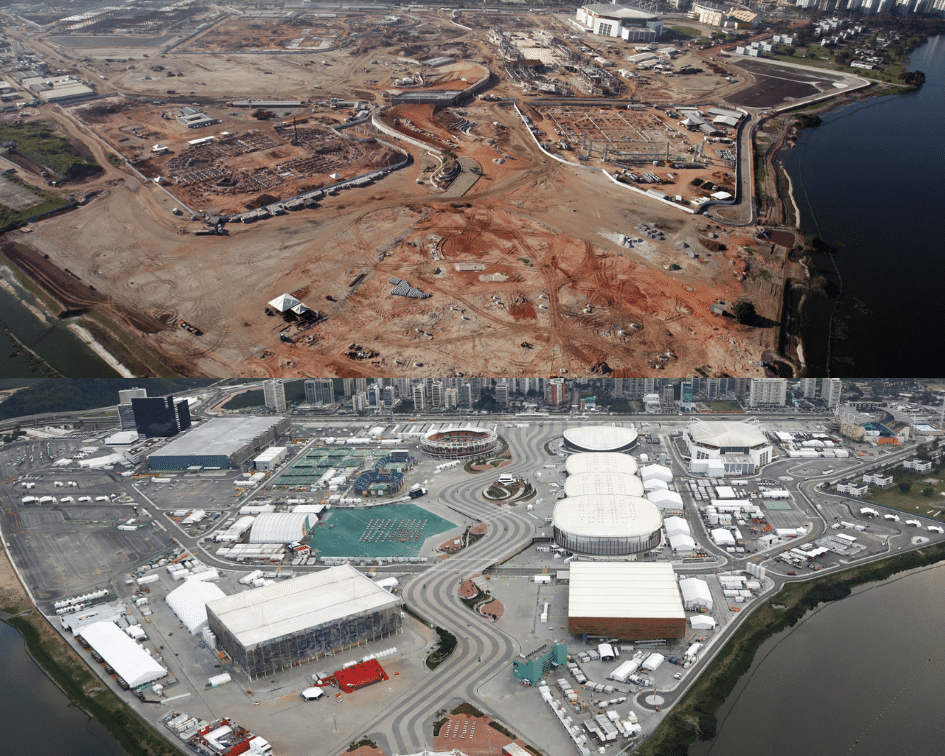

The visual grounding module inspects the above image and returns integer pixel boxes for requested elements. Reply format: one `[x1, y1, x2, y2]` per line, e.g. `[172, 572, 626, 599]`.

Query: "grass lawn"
[0, 122, 101, 179]
[702, 400, 744, 412]
[861, 470, 945, 521]
[669, 26, 703, 38]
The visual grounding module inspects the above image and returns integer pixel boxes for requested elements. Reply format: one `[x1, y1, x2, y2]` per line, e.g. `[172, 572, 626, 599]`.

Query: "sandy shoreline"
[0, 266, 133, 377]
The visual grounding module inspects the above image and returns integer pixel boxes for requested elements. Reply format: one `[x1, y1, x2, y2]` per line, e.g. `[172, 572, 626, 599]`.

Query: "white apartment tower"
[263, 379, 287, 412]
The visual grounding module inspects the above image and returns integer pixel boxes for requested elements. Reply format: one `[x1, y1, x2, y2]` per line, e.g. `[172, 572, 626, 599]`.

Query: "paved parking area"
[0, 176, 41, 210]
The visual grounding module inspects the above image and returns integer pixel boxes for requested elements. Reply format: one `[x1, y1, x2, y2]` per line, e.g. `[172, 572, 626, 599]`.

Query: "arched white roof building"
[563, 471, 645, 498]
[565, 452, 638, 476]
[249, 513, 312, 544]
[553, 495, 662, 555]
[563, 426, 638, 454]
[166, 579, 227, 635]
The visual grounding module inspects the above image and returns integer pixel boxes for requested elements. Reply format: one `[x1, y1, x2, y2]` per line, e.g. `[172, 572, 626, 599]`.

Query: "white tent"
[669, 533, 696, 553]
[690, 615, 717, 630]
[640, 464, 673, 483]
[642, 652, 664, 671]
[166, 579, 227, 634]
[679, 577, 713, 612]
[249, 513, 310, 543]
[711, 528, 736, 546]
[268, 293, 301, 312]
[664, 516, 690, 539]
[78, 621, 166, 687]
[301, 686, 325, 701]
[647, 489, 684, 510]
[643, 478, 669, 492]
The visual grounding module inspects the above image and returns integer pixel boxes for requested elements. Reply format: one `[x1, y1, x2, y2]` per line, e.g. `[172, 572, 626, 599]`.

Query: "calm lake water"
[0, 619, 127, 756]
[690, 563, 945, 756]
[782, 35, 945, 376]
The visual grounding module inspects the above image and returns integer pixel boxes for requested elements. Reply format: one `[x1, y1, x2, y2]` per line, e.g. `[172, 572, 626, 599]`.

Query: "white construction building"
[78, 621, 166, 688]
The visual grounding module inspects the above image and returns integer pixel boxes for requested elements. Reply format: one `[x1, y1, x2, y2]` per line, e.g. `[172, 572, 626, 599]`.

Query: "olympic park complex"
[419, 426, 499, 459]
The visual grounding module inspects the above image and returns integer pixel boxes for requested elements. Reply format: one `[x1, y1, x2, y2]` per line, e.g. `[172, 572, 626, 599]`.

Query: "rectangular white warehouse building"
[568, 561, 685, 641]
[78, 621, 166, 688]
[253, 446, 288, 470]
[207, 565, 403, 678]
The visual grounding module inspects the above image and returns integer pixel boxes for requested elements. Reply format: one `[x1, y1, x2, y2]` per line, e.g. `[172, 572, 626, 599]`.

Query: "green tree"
[922, 487, 934, 498]
[898, 481, 912, 494]
[732, 300, 757, 325]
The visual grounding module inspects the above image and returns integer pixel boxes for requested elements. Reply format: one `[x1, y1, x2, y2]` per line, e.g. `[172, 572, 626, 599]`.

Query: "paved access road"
[319, 425, 547, 756]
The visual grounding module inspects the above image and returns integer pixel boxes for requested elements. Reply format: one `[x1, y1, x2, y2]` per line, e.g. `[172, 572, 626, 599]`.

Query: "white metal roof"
[149, 417, 286, 461]
[206, 564, 402, 648]
[669, 534, 696, 552]
[711, 528, 736, 545]
[679, 577, 712, 606]
[643, 478, 669, 492]
[664, 516, 690, 538]
[646, 489, 684, 509]
[563, 472, 644, 498]
[690, 615, 717, 629]
[268, 293, 300, 312]
[640, 464, 673, 482]
[253, 446, 287, 463]
[553, 495, 662, 539]
[78, 621, 166, 687]
[565, 452, 638, 476]
[563, 426, 638, 452]
[568, 562, 684, 619]
[687, 418, 768, 448]
[249, 513, 310, 543]
[166, 579, 227, 634]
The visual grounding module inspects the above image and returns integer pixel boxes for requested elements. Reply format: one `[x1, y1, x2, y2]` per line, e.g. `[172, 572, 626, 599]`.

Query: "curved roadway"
[322, 427, 546, 756]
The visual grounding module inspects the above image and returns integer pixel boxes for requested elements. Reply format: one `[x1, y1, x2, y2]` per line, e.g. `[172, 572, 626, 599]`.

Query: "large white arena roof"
[149, 416, 286, 460]
[249, 512, 310, 543]
[565, 452, 638, 476]
[78, 621, 166, 687]
[563, 426, 638, 453]
[687, 418, 768, 448]
[166, 579, 227, 634]
[568, 562, 685, 619]
[553, 495, 661, 540]
[206, 564, 401, 648]
[563, 472, 645, 498]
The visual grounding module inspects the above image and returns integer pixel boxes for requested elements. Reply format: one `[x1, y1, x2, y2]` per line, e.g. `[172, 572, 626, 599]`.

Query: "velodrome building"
[562, 426, 638, 454]
[553, 494, 662, 555]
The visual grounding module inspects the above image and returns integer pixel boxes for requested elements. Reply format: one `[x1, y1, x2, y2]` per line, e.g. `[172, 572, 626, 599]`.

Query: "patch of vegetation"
[426, 625, 458, 670]
[347, 739, 378, 752]
[668, 26, 702, 38]
[433, 717, 448, 736]
[638, 543, 945, 756]
[451, 702, 485, 718]
[0, 607, 185, 756]
[488, 721, 518, 739]
[732, 300, 757, 325]
[0, 122, 102, 180]
[0, 178, 73, 233]
[794, 113, 822, 129]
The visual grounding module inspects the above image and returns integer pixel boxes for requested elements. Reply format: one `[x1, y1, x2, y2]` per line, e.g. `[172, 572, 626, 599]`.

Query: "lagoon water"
[782, 35, 945, 376]
[0, 620, 126, 756]
[690, 564, 945, 756]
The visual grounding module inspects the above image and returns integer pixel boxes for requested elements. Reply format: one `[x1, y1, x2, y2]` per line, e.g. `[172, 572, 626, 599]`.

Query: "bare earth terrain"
[1, 8, 817, 377]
